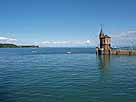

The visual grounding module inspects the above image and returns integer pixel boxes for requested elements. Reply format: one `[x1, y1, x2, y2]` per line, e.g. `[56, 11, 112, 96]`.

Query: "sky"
[0, 0, 136, 47]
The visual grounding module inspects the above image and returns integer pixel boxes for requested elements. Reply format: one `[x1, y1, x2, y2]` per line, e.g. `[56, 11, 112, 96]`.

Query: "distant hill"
[0, 43, 39, 48]
[0, 44, 18, 48]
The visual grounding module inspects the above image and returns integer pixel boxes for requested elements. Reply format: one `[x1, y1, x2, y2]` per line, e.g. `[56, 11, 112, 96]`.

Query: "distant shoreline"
[0, 43, 39, 48]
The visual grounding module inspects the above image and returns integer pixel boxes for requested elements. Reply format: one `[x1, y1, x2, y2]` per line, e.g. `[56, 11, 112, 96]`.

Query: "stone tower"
[99, 26, 111, 54]
[99, 27, 105, 48]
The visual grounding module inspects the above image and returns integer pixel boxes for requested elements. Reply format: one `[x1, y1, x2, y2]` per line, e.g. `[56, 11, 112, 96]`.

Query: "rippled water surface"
[0, 48, 136, 102]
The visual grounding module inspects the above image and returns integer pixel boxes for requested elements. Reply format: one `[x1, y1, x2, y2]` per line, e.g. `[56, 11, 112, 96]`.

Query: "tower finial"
[99, 24, 104, 38]
[100, 24, 103, 32]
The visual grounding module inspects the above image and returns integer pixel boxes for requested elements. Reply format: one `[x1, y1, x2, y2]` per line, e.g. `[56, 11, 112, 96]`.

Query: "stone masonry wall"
[111, 50, 136, 55]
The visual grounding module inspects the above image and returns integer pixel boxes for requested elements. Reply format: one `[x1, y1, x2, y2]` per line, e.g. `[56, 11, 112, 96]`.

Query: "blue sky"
[0, 0, 136, 47]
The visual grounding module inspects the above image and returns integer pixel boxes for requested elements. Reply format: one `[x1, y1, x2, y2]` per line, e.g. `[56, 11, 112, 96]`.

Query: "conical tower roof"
[99, 25, 104, 38]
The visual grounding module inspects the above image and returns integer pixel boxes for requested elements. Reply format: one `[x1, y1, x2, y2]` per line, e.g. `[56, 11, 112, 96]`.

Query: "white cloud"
[41, 41, 70, 44]
[38, 40, 97, 47]
[0, 36, 17, 44]
[112, 31, 136, 47]
[85, 40, 91, 44]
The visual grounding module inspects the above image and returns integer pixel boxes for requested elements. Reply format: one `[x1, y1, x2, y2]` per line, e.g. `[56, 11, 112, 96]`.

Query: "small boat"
[66, 51, 71, 54]
[32, 51, 37, 53]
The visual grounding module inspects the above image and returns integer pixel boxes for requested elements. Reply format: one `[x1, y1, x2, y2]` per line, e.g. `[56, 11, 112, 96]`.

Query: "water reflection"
[97, 55, 111, 69]
[97, 55, 112, 82]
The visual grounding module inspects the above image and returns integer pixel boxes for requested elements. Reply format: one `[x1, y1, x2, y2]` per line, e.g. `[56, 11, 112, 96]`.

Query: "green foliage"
[0, 44, 18, 48]
[0, 43, 39, 48]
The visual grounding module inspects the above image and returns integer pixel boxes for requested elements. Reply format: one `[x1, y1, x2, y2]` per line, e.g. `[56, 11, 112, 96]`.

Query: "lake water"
[0, 48, 136, 102]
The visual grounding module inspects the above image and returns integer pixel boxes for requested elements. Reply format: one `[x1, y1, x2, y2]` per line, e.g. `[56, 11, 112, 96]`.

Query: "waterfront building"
[96, 27, 136, 55]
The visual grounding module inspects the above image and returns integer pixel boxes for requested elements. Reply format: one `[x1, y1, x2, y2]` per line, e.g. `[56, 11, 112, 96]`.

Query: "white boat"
[32, 51, 37, 53]
[66, 52, 71, 54]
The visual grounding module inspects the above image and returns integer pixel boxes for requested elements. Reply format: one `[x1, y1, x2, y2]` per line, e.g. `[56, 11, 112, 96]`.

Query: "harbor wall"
[111, 50, 136, 55]
[96, 48, 136, 55]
